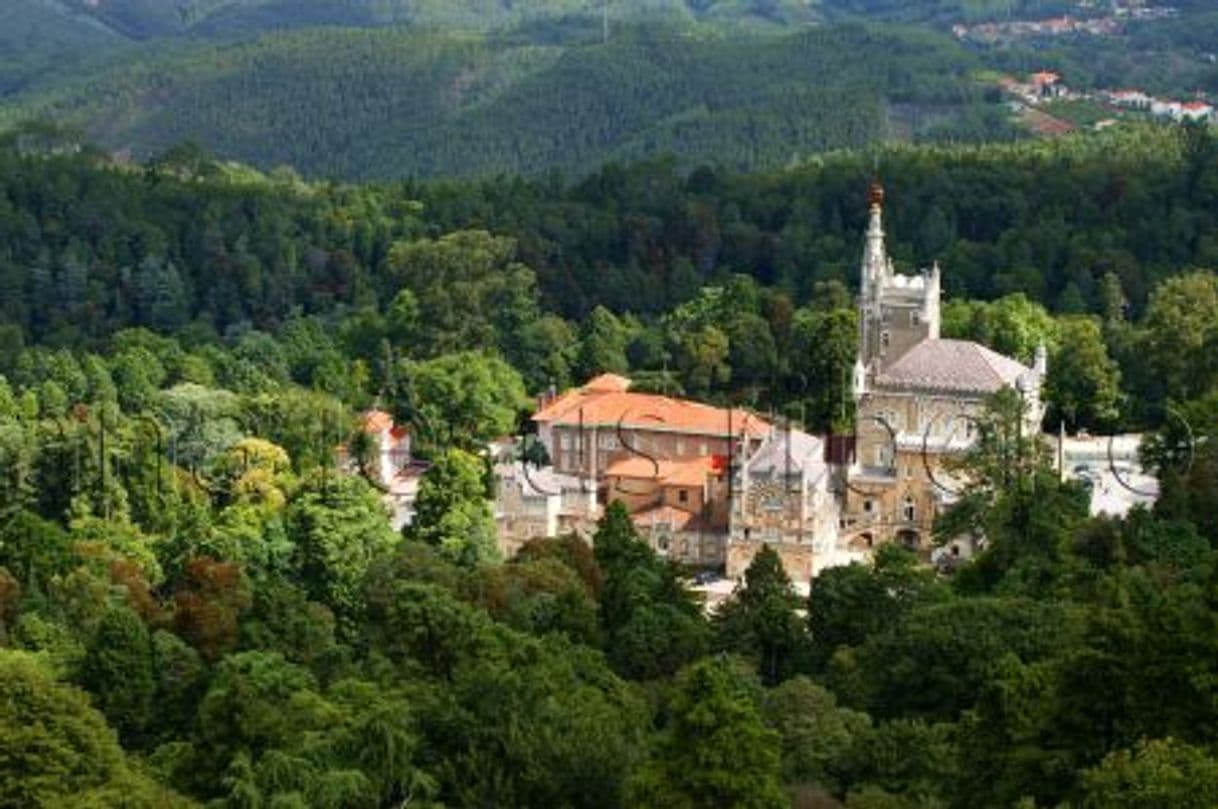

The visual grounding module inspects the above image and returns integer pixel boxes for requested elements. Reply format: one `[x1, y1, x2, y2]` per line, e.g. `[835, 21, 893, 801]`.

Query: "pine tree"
[629, 658, 788, 809]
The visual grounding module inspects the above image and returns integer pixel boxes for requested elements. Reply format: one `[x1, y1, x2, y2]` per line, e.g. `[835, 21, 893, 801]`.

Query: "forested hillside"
[0, 0, 819, 104]
[0, 122, 1215, 432]
[3, 121, 1192, 336]
[8, 0, 1216, 180]
[5, 121, 1218, 807]
[0, 1, 129, 96]
[60, 0, 824, 38]
[0, 22, 1010, 180]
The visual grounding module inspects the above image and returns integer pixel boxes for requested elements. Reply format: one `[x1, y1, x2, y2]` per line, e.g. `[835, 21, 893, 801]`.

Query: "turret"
[860, 181, 889, 301]
[922, 261, 941, 339]
[858, 181, 889, 371]
[855, 181, 948, 375]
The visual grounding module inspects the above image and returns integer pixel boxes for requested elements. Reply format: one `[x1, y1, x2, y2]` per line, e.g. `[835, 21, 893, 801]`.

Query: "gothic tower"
[856, 181, 940, 379]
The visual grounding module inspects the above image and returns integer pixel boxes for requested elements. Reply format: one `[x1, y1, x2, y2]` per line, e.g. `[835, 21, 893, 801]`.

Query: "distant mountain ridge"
[54, 0, 824, 39]
[1, 0, 823, 97]
[0, 21, 1015, 180]
[0, 0, 1107, 181]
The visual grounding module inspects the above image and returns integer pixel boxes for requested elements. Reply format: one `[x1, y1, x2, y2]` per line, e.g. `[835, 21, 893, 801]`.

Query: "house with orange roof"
[603, 454, 730, 563]
[347, 408, 424, 530]
[521, 374, 770, 565]
[1180, 100, 1214, 122]
[1035, 72, 1067, 100]
[1108, 89, 1151, 109]
[358, 409, 413, 489]
[532, 373, 768, 483]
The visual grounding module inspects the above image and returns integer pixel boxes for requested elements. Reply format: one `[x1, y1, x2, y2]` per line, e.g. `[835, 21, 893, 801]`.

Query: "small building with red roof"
[359, 408, 413, 489]
[602, 454, 731, 564]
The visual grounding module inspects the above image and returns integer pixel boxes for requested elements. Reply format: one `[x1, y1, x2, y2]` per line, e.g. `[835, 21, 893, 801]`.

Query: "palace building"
[528, 373, 770, 564]
[502, 183, 1047, 577]
[842, 182, 1046, 551]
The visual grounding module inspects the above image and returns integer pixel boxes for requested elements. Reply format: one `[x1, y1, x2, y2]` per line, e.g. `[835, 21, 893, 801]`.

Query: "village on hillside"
[945, 0, 1218, 139]
[953, 0, 1179, 44]
[1001, 69, 1215, 138]
[348, 183, 1160, 602]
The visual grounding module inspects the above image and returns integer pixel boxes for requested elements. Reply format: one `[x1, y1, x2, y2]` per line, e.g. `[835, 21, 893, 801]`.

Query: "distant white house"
[347, 409, 426, 531]
[1146, 99, 1213, 123]
[1180, 101, 1214, 122]
[1107, 89, 1152, 109]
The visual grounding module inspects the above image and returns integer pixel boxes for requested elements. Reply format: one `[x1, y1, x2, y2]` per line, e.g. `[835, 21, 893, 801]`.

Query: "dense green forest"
[0, 186, 1214, 808]
[6, 1, 1216, 180]
[4, 106, 1218, 807]
[0, 22, 1013, 180]
[823, 0, 1074, 25]
[5, 0, 1071, 46]
[0, 0, 822, 97]
[0, 1, 128, 96]
[1, 121, 1215, 422]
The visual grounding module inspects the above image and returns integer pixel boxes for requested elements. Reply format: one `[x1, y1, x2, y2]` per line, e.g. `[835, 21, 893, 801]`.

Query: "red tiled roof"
[363, 409, 394, 433]
[534, 376, 769, 438]
[605, 455, 719, 487]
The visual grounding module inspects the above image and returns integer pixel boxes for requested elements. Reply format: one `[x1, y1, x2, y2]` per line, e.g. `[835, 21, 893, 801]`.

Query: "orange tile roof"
[534, 376, 769, 438]
[630, 504, 699, 532]
[605, 455, 718, 487]
[363, 409, 394, 433]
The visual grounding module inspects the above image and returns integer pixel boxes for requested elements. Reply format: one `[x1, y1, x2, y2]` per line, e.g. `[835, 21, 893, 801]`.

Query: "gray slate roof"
[875, 339, 1031, 394]
[747, 429, 824, 476]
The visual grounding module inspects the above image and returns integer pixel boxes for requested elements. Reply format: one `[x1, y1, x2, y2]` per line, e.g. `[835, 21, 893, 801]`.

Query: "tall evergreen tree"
[629, 658, 788, 809]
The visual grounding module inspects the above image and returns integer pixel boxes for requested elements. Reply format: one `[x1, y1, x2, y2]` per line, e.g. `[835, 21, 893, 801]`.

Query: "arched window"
[903, 496, 916, 523]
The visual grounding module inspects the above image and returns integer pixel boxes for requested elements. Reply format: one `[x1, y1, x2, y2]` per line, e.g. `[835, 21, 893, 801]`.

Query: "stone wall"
[726, 540, 816, 584]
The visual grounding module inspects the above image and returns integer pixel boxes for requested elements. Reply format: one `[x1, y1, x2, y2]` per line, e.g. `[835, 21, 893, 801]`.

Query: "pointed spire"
[861, 180, 888, 297]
